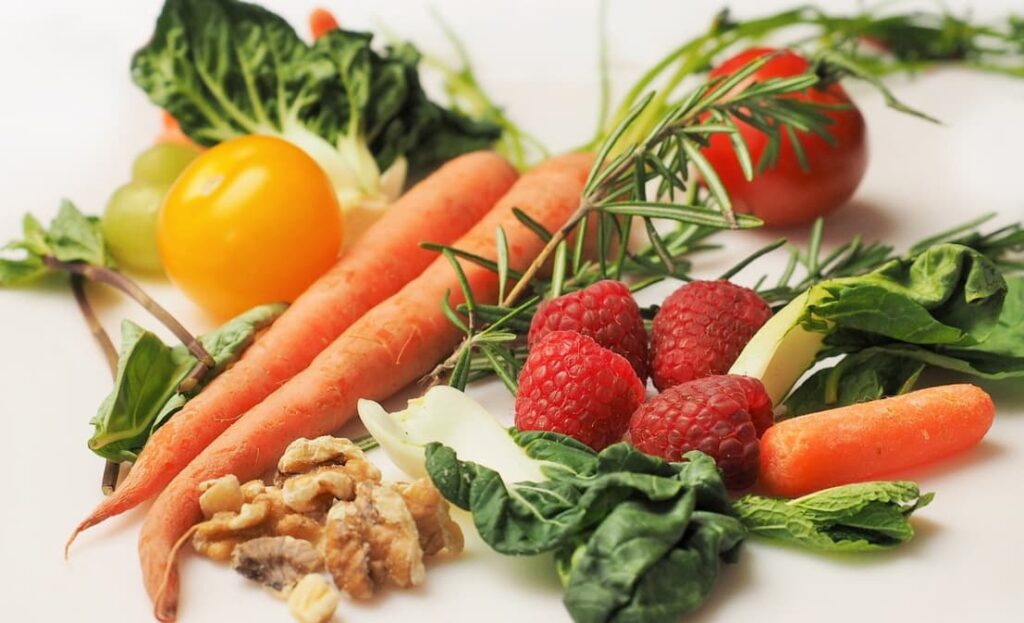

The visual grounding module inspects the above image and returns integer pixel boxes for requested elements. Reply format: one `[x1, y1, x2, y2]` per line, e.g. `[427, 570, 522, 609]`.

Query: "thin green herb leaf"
[720, 239, 787, 280]
[513, 207, 553, 242]
[496, 226, 510, 302]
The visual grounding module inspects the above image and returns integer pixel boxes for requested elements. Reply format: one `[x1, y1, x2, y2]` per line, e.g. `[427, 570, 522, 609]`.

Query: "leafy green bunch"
[132, 0, 501, 205]
[727, 216, 1024, 414]
[426, 430, 931, 623]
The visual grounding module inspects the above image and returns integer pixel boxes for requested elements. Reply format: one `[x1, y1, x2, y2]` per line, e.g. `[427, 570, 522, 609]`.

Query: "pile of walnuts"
[192, 436, 463, 622]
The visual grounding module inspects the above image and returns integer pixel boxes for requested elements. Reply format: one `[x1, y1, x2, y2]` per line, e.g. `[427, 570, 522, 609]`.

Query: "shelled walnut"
[190, 435, 463, 623]
[323, 481, 426, 598]
[276, 436, 382, 513]
[392, 478, 465, 556]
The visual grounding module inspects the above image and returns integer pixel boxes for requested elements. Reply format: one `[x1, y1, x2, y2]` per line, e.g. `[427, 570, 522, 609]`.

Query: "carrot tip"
[153, 525, 198, 622]
[64, 520, 93, 558]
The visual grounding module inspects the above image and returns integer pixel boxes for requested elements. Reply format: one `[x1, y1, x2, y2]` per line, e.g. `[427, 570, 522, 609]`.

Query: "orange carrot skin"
[71, 152, 517, 543]
[140, 152, 593, 620]
[760, 384, 995, 497]
[309, 8, 339, 40]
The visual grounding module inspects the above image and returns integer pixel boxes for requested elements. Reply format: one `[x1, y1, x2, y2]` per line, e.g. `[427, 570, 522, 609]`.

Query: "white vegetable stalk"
[729, 290, 827, 405]
[281, 127, 407, 250]
[358, 386, 545, 483]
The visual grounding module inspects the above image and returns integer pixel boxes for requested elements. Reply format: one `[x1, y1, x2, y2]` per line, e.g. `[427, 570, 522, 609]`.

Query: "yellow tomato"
[159, 135, 342, 318]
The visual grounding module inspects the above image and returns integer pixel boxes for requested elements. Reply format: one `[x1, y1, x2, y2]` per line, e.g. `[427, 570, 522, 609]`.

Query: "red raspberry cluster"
[514, 279, 774, 489]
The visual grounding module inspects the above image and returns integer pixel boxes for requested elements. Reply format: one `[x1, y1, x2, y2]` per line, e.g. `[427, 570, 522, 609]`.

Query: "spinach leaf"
[0, 201, 113, 286]
[809, 244, 1006, 347]
[88, 303, 284, 461]
[784, 349, 926, 417]
[785, 273, 1024, 416]
[426, 435, 744, 623]
[132, 0, 499, 209]
[734, 481, 932, 552]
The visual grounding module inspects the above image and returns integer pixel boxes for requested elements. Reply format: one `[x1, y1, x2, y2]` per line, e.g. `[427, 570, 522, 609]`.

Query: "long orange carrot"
[69, 151, 517, 548]
[760, 384, 995, 497]
[141, 152, 593, 621]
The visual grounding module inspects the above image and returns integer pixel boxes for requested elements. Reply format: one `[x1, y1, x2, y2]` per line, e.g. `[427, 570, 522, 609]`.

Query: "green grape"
[130, 142, 199, 187]
[102, 181, 167, 273]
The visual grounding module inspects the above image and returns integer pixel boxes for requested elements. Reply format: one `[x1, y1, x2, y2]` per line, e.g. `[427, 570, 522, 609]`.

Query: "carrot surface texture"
[68, 151, 517, 549]
[760, 384, 995, 497]
[141, 152, 594, 621]
[309, 7, 339, 40]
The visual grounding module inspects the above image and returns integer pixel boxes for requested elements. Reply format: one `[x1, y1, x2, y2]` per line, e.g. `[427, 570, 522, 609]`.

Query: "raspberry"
[516, 330, 646, 450]
[649, 280, 771, 391]
[528, 280, 648, 381]
[628, 375, 773, 489]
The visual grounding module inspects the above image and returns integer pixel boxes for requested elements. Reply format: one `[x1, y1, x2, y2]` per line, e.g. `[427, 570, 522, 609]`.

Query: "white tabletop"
[1, 1, 1022, 622]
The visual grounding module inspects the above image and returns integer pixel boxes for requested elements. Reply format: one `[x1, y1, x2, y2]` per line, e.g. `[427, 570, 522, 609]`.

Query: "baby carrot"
[309, 8, 339, 40]
[68, 152, 517, 549]
[760, 384, 995, 497]
[140, 152, 593, 621]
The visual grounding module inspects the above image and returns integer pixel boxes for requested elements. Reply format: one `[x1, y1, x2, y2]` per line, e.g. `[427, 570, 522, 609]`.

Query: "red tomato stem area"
[702, 47, 868, 227]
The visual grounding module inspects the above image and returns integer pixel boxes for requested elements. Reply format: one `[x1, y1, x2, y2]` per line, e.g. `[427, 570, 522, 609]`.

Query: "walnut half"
[392, 479, 464, 556]
[231, 536, 323, 594]
[323, 481, 426, 599]
[276, 437, 382, 513]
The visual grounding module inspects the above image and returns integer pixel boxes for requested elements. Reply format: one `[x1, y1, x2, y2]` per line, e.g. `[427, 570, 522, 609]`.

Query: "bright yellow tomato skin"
[159, 135, 342, 318]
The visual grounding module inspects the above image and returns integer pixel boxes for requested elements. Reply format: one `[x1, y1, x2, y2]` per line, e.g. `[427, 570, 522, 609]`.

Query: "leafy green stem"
[70, 275, 118, 374]
[42, 256, 215, 391]
[502, 202, 592, 306]
[70, 274, 122, 495]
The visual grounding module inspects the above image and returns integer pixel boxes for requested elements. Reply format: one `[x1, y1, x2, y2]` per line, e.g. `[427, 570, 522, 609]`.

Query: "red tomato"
[703, 48, 868, 227]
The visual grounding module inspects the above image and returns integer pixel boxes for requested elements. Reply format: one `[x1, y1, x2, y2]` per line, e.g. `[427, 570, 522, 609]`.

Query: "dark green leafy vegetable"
[808, 244, 1006, 348]
[786, 275, 1023, 416]
[734, 482, 933, 551]
[132, 0, 499, 208]
[732, 242, 1016, 406]
[426, 431, 745, 623]
[784, 349, 925, 417]
[88, 303, 285, 462]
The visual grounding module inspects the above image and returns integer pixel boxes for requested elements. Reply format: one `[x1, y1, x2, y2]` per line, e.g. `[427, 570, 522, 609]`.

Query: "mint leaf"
[89, 303, 286, 461]
[0, 256, 48, 286]
[734, 481, 932, 552]
[1, 201, 114, 287]
[47, 200, 112, 267]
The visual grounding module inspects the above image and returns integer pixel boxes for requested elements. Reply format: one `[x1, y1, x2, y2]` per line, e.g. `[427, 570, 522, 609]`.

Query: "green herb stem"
[502, 202, 591, 306]
[42, 256, 215, 390]
[70, 275, 118, 374]
[70, 274, 122, 495]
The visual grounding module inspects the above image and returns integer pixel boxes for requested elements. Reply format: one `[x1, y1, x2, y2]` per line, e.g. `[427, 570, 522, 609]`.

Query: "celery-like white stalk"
[729, 290, 826, 405]
[357, 386, 545, 483]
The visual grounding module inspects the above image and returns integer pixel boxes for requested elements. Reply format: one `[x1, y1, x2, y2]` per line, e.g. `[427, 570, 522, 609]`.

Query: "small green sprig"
[594, 4, 1024, 148]
[1, 201, 217, 492]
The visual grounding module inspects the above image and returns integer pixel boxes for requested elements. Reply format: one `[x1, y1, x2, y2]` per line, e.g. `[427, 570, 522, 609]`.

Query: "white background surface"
[1, 1, 1023, 621]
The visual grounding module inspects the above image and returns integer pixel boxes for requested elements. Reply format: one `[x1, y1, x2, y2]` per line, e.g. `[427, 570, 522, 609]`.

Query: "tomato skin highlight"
[159, 135, 342, 319]
[703, 48, 868, 227]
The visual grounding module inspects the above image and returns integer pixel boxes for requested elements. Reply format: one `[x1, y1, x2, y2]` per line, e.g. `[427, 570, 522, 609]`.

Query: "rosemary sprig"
[594, 4, 1024, 148]
[501, 55, 837, 306]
